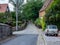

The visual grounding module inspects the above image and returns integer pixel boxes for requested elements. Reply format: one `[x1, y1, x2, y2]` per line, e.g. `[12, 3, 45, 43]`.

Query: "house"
[0, 4, 10, 13]
[39, 0, 53, 18]
[0, 4, 12, 23]
[38, 0, 53, 30]
[0, 4, 10, 19]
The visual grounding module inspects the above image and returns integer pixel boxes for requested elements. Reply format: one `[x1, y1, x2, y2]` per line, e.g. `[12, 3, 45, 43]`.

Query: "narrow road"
[2, 34, 38, 45]
[1, 23, 44, 45]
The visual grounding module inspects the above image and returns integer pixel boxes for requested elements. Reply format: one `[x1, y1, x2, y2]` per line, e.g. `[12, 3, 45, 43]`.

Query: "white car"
[45, 25, 58, 36]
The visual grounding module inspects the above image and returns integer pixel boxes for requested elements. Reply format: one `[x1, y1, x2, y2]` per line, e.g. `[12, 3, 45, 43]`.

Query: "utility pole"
[15, 0, 24, 31]
[16, 0, 18, 31]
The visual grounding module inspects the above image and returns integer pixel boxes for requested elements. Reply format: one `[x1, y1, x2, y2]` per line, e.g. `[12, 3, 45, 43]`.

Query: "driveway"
[1, 23, 45, 45]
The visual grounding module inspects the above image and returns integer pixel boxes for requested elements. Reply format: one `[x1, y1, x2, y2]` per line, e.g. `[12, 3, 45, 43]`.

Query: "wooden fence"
[0, 23, 12, 40]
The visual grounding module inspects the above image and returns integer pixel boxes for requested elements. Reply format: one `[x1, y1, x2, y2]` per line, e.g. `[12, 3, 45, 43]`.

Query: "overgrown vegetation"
[0, 13, 12, 24]
[35, 18, 41, 28]
[11, 12, 26, 27]
[45, 0, 60, 30]
[35, 18, 41, 26]
[0, 0, 44, 30]
[22, 0, 43, 21]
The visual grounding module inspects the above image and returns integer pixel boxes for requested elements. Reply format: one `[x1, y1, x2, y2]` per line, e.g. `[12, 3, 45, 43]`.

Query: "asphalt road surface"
[2, 34, 38, 45]
[1, 23, 45, 45]
[1, 23, 39, 45]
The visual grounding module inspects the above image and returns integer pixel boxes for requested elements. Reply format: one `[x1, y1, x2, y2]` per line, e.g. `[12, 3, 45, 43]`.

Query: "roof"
[40, 0, 53, 12]
[0, 4, 8, 13]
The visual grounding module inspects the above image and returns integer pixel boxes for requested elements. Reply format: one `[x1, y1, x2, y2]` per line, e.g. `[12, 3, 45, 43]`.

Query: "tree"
[22, 0, 43, 21]
[45, 0, 60, 29]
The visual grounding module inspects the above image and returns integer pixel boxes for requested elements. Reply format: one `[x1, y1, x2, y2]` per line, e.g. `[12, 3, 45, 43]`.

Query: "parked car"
[45, 25, 58, 36]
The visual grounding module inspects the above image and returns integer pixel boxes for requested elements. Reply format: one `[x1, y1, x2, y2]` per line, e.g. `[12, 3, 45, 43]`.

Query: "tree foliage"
[22, 0, 43, 21]
[45, 0, 60, 29]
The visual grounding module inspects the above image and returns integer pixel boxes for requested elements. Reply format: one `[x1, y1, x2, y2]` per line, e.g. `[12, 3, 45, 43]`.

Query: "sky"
[0, 0, 27, 11]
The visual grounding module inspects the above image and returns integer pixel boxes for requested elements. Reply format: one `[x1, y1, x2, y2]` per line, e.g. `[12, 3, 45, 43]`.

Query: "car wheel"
[45, 34, 48, 36]
[55, 34, 58, 36]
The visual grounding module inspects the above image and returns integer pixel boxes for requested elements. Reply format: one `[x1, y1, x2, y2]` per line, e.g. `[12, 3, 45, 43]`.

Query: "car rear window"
[49, 26, 57, 29]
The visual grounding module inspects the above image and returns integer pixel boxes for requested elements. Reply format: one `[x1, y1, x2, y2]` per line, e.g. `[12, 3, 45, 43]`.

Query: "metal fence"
[0, 23, 12, 40]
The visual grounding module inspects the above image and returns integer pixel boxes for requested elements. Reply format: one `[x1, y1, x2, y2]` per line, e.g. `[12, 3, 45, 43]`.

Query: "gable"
[0, 4, 9, 13]
[40, 0, 53, 12]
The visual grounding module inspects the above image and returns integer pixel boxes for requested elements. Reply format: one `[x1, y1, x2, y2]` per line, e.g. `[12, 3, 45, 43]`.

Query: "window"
[49, 26, 57, 29]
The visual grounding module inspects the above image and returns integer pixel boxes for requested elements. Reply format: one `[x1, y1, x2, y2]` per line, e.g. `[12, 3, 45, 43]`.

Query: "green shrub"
[35, 17, 46, 30]
[45, 0, 60, 30]
[0, 13, 8, 23]
[40, 17, 46, 31]
[11, 21, 26, 27]
[35, 18, 41, 26]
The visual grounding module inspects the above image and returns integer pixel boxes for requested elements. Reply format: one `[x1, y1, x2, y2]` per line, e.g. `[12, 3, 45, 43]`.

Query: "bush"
[35, 18, 42, 28]
[35, 18, 41, 25]
[11, 21, 25, 27]
[0, 13, 11, 24]
[40, 17, 46, 31]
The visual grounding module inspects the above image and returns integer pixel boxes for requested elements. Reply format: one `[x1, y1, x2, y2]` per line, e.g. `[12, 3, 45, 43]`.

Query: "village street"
[1, 23, 45, 45]
[1, 23, 60, 45]
[0, 0, 60, 45]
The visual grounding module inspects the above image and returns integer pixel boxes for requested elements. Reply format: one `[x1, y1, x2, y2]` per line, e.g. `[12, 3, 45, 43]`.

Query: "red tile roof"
[0, 4, 8, 13]
[40, 0, 53, 12]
